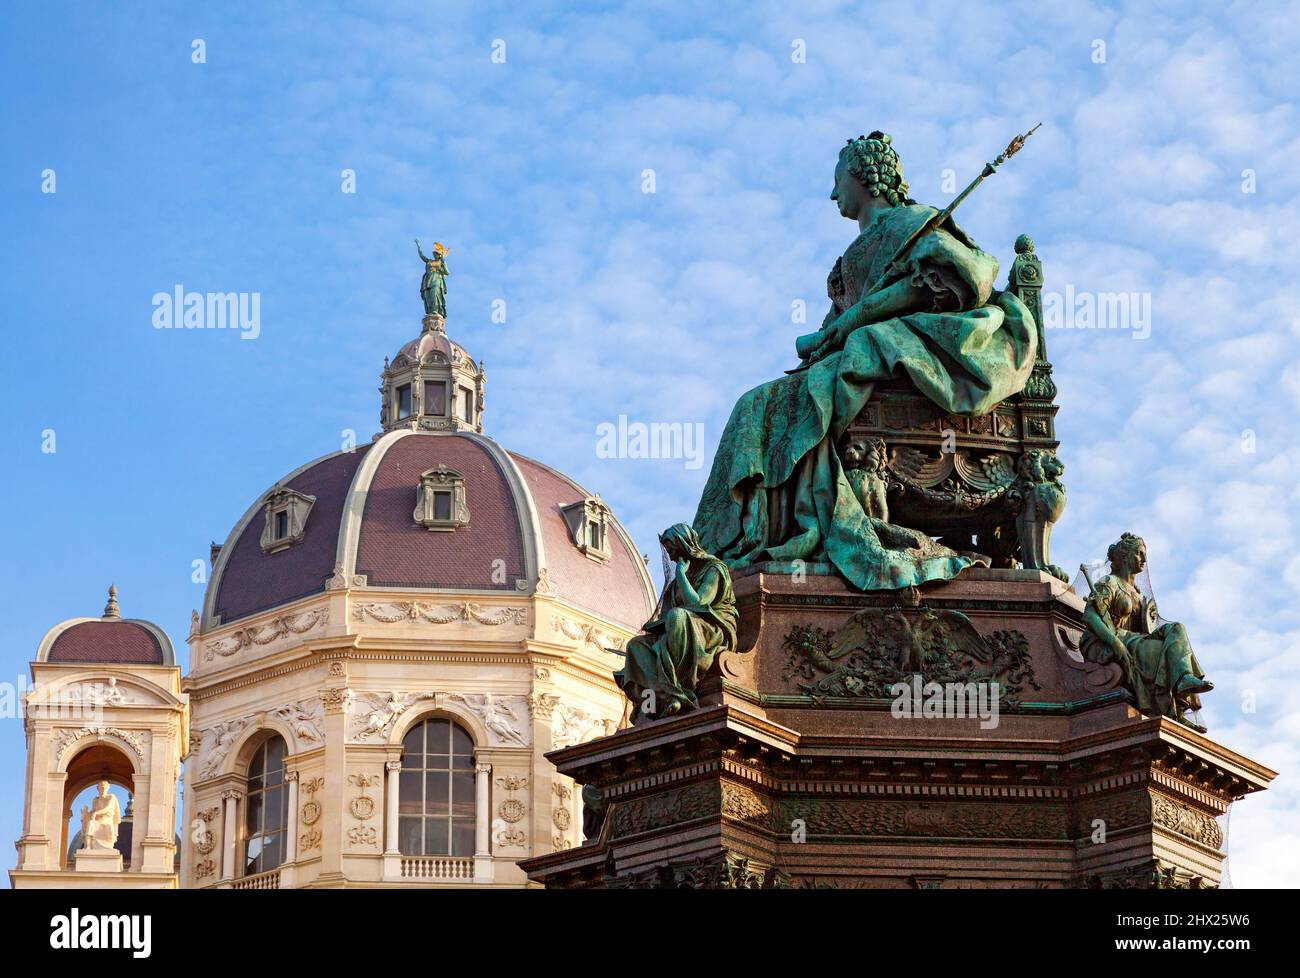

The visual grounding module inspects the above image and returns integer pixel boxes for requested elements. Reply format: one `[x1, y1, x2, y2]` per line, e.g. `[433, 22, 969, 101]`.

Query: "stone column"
[384, 760, 401, 856]
[220, 789, 240, 881]
[285, 772, 299, 864]
[317, 685, 350, 885]
[474, 758, 492, 881]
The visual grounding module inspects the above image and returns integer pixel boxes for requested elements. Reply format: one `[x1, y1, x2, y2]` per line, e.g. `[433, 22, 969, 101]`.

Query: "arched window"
[398, 718, 475, 856]
[244, 735, 289, 875]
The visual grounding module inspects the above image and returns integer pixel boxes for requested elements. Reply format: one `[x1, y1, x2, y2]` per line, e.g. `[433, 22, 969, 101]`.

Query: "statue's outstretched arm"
[415, 240, 428, 262]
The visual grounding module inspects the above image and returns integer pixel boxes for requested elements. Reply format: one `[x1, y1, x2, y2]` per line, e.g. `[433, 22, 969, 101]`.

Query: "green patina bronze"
[416, 238, 450, 318]
[694, 132, 1038, 591]
[614, 524, 738, 721]
[1081, 533, 1213, 732]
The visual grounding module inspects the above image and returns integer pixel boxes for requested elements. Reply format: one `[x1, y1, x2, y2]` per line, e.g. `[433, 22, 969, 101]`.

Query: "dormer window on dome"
[413, 465, 469, 531]
[260, 487, 316, 554]
[560, 496, 612, 562]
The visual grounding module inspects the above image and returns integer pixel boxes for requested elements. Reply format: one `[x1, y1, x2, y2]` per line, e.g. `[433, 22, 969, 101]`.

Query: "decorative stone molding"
[1152, 795, 1223, 850]
[348, 690, 436, 742]
[272, 698, 325, 744]
[203, 608, 329, 661]
[320, 687, 351, 713]
[352, 601, 527, 627]
[495, 825, 526, 848]
[552, 704, 617, 750]
[52, 678, 132, 709]
[535, 568, 554, 594]
[348, 826, 378, 848]
[54, 725, 146, 762]
[299, 777, 323, 852]
[526, 693, 560, 722]
[447, 693, 529, 746]
[348, 773, 380, 821]
[551, 614, 625, 652]
[494, 773, 529, 850]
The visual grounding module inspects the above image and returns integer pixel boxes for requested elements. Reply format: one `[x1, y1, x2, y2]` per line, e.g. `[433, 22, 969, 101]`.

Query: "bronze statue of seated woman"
[693, 131, 1038, 591]
[1081, 533, 1213, 732]
[614, 524, 738, 722]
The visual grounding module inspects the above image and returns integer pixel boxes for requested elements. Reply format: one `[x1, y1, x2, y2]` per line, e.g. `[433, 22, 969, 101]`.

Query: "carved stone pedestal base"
[521, 571, 1274, 889]
[74, 848, 123, 874]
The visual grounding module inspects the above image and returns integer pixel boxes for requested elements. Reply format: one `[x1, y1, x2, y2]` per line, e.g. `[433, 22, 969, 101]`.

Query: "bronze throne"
[843, 235, 1066, 579]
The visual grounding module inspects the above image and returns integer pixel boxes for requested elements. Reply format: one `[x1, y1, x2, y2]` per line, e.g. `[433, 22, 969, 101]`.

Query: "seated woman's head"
[1107, 532, 1146, 575]
[833, 131, 911, 220]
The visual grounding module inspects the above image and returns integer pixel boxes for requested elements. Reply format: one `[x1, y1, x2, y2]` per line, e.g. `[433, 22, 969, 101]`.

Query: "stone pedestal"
[74, 848, 124, 874]
[521, 569, 1275, 889]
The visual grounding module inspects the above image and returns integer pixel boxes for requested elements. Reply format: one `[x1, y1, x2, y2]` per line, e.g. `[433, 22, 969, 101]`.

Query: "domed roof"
[38, 586, 175, 666]
[205, 429, 656, 631]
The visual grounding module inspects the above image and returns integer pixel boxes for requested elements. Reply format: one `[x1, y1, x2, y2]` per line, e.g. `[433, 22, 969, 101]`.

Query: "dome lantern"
[379, 241, 485, 435]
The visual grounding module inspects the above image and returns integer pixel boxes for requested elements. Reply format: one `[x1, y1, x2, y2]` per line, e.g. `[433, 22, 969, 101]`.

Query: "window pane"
[398, 817, 422, 856]
[450, 723, 473, 757]
[398, 771, 423, 815]
[425, 772, 449, 815]
[402, 724, 423, 757]
[427, 720, 450, 755]
[425, 818, 450, 855]
[433, 491, 452, 521]
[264, 787, 284, 832]
[397, 385, 412, 418]
[424, 381, 446, 416]
[248, 748, 264, 781]
[451, 821, 475, 857]
[245, 792, 263, 833]
[459, 387, 473, 422]
[246, 836, 264, 874]
[275, 511, 288, 539]
[261, 834, 282, 872]
[451, 771, 475, 816]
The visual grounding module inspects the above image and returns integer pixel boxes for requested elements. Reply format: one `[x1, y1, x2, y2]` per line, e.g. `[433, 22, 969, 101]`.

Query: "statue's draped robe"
[614, 558, 738, 716]
[694, 204, 1037, 591]
[83, 794, 120, 850]
[421, 260, 448, 318]
[1080, 574, 1207, 715]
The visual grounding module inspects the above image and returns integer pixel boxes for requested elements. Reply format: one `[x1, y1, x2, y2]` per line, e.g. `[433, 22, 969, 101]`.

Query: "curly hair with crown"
[839, 130, 913, 207]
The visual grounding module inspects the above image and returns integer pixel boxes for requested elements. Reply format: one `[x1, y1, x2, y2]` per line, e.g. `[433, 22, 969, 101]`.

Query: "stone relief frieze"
[203, 608, 329, 662]
[352, 600, 527, 627]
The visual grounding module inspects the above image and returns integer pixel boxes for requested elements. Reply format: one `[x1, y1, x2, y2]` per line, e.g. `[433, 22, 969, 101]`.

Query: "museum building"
[11, 303, 656, 889]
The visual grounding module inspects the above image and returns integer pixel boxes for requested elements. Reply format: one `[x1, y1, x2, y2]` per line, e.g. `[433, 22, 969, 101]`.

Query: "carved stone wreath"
[499, 799, 526, 823]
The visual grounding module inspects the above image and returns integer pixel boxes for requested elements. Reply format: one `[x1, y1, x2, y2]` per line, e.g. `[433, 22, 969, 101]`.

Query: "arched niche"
[60, 742, 136, 869]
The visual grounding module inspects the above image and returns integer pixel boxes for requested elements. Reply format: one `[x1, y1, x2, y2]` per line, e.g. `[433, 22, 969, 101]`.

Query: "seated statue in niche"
[1081, 533, 1213, 732]
[79, 780, 122, 851]
[614, 524, 737, 722]
[693, 131, 1037, 591]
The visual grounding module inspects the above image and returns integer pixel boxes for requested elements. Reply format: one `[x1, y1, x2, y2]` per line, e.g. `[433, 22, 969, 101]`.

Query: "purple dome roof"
[205, 430, 655, 631]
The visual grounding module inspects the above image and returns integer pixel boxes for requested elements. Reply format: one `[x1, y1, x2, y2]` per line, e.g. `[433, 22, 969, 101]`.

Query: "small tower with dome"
[10, 586, 188, 889]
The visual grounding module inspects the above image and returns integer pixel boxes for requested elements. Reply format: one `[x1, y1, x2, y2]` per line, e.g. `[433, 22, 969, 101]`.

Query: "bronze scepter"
[790, 123, 1042, 373]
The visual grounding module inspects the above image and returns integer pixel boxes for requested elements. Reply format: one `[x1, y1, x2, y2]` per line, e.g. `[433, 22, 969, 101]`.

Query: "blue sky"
[2, 0, 1298, 886]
